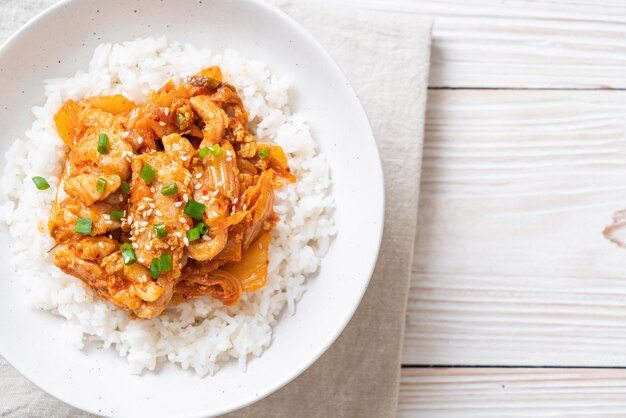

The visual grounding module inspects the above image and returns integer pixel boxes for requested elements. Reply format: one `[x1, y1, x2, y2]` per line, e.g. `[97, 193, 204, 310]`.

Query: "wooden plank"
[347, 0, 626, 88]
[398, 367, 626, 417]
[403, 89, 626, 366]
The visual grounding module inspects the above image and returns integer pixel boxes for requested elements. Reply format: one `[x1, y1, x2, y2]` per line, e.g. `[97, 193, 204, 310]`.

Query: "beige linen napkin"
[0, 1, 431, 417]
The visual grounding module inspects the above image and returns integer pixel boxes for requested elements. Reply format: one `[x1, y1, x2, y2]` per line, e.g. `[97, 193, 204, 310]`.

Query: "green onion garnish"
[161, 183, 178, 196]
[110, 210, 125, 220]
[198, 147, 210, 158]
[140, 163, 155, 184]
[75, 218, 92, 235]
[154, 223, 167, 238]
[186, 227, 201, 242]
[97, 133, 109, 154]
[32, 176, 50, 190]
[160, 254, 172, 272]
[120, 180, 130, 194]
[120, 243, 137, 265]
[183, 199, 206, 220]
[176, 113, 187, 126]
[196, 222, 208, 235]
[209, 144, 224, 157]
[96, 178, 107, 194]
[258, 148, 270, 159]
[149, 257, 161, 279]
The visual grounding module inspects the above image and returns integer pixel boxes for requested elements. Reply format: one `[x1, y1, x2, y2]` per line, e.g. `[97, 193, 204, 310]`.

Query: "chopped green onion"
[209, 144, 224, 157]
[196, 222, 209, 235]
[154, 223, 167, 238]
[186, 227, 201, 242]
[198, 147, 211, 158]
[140, 163, 155, 184]
[96, 178, 107, 194]
[200, 144, 224, 158]
[32, 176, 50, 190]
[161, 183, 178, 196]
[183, 199, 206, 220]
[176, 113, 187, 126]
[149, 257, 161, 279]
[120, 243, 137, 265]
[97, 133, 109, 154]
[258, 148, 270, 159]
[160, 254, 172, 272]
[120, 180, 130, 194]
[110, 210, 125, 220]
[75, 218, 92, 235]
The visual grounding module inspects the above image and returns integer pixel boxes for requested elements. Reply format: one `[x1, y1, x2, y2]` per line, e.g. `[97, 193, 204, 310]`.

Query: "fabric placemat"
[0, 1, 431, 417]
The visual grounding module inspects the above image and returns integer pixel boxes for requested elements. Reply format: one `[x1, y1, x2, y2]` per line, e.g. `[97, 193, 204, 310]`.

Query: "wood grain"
[398, 367, 626, 417]
[403, 89, 626, 366]
[347, 0, 626, 88]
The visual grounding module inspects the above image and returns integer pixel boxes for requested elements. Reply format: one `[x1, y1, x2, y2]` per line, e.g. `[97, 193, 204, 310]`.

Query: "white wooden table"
[345, 0, 626, 415]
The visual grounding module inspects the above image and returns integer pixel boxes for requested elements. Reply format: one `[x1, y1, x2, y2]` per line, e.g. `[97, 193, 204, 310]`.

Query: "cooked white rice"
[0, 37, 334, 376]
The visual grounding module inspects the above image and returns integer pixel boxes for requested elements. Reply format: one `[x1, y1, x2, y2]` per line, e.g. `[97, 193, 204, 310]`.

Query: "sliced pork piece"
[129, 150, 193, 318]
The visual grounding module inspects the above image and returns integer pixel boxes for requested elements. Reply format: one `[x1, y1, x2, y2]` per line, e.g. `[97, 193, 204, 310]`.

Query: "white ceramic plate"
[0, 0, 384, 417]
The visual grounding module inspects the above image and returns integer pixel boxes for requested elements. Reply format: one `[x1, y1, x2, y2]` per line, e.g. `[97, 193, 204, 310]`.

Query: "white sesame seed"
[127, 215, 133, 224]
[194, 183, 201, 190]
[145, 209, 153, 217]
[183, 237, 189, 246]
[202, 235, 210, 241]
[121, 131, 130, 138]
[233, 198, 238, 204]
[106, 220, 113, 225]
[150, 187, 156, 193]
[137, 204, 146, 211]
[129, 236, 136, 241]
[226, 157, 232, 162]
[174, 201, 183, 207]
[138, 136, 144, 144]
[243, 203, 248, 210]
[175, 232, 182, 238]
[149, 203, 156, 209]
[180, 155, 188, 161]
[132, 243, 138, 249]
[159, 121, 166, 126]
[102, 214, 111, 220]
[145, 244, 151, 251]
[217, 181, 224, 187]
[211, 210, 218, 217]
[183, 194, 189, 202]
[138, 258, 145, 263]
[98, 242, 104, 249]
[140, 221, 149, 227]
[118, 194, 124, 202]
[163, 108, 170, 116]
[155, 210, 163, 217]
[195, 173, 202, 179]
[179, 217, 187, 224]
